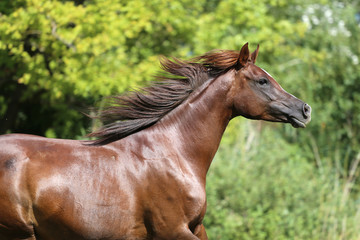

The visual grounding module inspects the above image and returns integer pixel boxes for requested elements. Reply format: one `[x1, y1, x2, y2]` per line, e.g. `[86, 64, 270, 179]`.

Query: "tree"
[0, 0, 204, 138]
[276, 1, 360, 171]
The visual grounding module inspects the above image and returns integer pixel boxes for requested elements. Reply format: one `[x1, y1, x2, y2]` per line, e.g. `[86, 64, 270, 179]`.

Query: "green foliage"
[206, 120, 360, 239]
[272, 1, 360, 174]
[0, 0, 204, 137]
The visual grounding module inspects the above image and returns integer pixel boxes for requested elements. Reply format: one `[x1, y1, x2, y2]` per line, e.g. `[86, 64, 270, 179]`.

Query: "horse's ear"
[250, 44, 259, 64]
[236, 42, 250, 69]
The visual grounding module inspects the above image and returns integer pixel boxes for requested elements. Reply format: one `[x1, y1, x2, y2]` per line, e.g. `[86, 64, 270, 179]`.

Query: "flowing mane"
[88, 50, 241, 145]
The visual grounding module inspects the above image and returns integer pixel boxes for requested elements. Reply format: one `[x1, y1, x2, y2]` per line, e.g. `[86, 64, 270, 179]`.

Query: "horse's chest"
[140, 166, 206, 233]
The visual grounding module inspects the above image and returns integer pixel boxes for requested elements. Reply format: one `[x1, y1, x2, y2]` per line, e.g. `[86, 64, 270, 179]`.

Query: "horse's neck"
[157, 71, 234, 179]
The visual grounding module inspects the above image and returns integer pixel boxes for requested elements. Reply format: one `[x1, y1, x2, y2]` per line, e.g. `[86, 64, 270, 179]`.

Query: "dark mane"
[88, 50, 240, 145]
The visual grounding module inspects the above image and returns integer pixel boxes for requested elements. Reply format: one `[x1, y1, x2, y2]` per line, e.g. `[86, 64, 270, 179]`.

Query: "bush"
[205, 119, 360, 240]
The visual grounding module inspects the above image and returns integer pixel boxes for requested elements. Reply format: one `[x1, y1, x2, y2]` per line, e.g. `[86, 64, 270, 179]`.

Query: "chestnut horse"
[0, 43, 311, 240]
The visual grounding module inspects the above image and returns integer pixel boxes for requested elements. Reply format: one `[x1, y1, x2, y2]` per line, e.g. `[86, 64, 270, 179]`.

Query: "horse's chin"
[288, 116, 308, 128]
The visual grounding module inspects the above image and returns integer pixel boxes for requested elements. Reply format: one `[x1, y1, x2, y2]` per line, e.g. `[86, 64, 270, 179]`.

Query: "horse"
[0, 43, 311, 240]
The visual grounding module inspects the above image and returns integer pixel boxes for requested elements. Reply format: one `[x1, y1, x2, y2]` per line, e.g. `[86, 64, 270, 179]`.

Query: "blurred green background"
[1, 0, 359, 239]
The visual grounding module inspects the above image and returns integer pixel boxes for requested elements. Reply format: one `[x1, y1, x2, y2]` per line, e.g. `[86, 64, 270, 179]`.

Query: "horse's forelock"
[195, 50, 241, 74]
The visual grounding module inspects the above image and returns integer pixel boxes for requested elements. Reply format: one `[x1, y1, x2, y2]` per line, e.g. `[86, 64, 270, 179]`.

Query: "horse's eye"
[259, 78, 268, 85]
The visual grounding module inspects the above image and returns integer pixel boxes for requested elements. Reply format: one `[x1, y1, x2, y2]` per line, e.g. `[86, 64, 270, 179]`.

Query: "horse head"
[231, 43, 311, 128]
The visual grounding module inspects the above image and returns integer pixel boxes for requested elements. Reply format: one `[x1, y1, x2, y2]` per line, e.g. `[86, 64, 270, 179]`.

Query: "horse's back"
[0, 134, 94, 239]
[0, 134, 145, 239]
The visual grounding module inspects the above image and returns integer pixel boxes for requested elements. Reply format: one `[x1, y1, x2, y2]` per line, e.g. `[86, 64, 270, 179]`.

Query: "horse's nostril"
[302, 103, 311, 118]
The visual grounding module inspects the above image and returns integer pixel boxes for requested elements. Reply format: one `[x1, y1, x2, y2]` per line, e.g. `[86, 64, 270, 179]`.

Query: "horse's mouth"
[288, 116, 307, 128]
